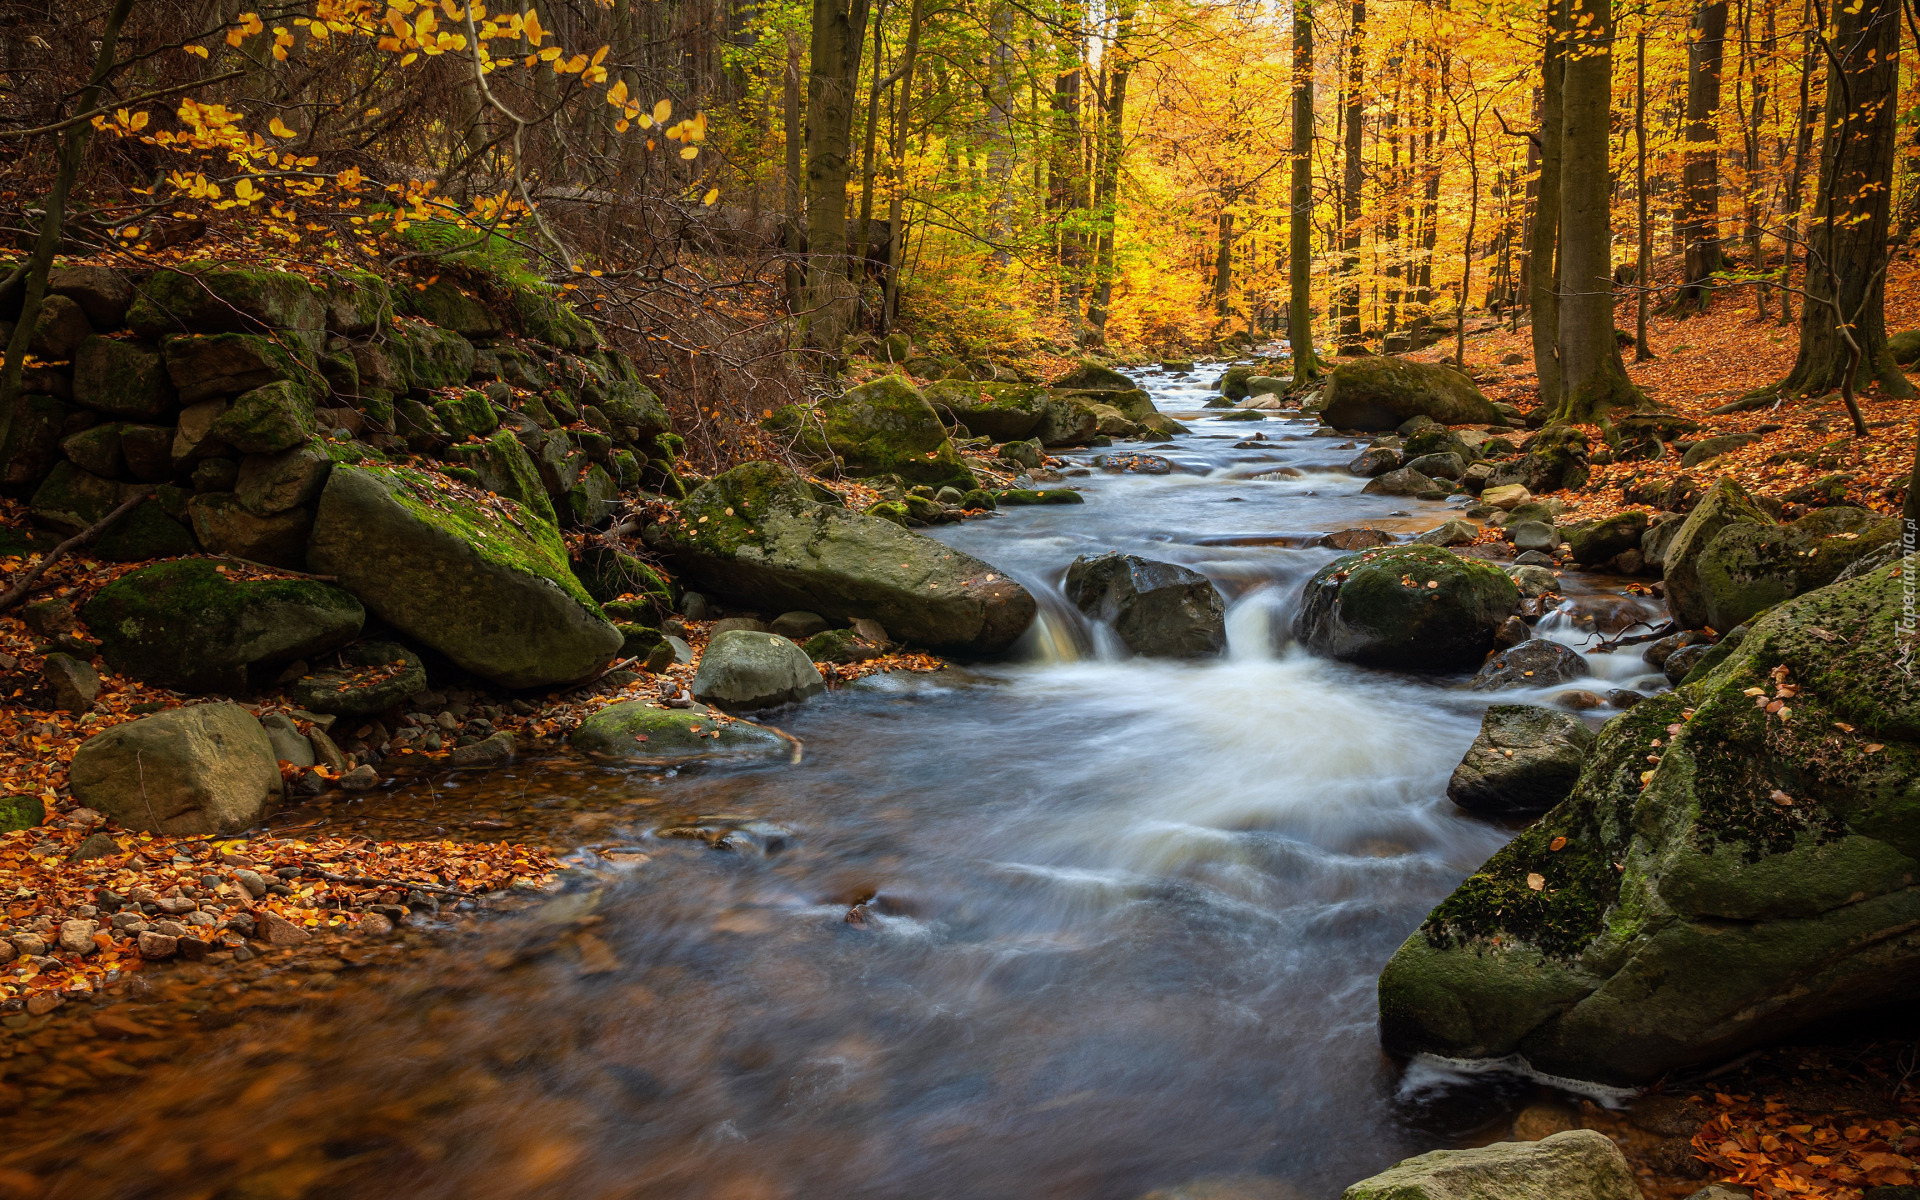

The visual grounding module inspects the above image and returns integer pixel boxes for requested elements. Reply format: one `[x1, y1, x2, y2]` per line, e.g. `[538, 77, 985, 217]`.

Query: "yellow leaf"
[606, 78, 629, 106]
[614, 118, 629, 132]
[589, 44, 609, 66]
[538, 45, 561, 60]
[702, 186, 719, 206]
[269, 117, 297, 138]
[652, 98, 671, 123]
[184, 43, 209, 57]
[678, 145, 698, 159]
[522, 7, 545, 43]
[1526, 873, 1545, 891]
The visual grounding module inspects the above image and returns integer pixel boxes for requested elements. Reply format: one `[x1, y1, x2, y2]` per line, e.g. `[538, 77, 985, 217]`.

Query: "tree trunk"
[1770, 0, 1910, 407]
[852, 0, 889, 281]
[0, 0, 135, 456]
[1289, 0, 1322, 383]
[804, 0, 874, 350]
[1339, 0, 1367, 342]
[1552, 0, 1645, 422]
[1050, 3, 1086, 327]
[1676, 0, 1728, 310]
[1212, 210, 1236, 316]
[1531, 3, 1565, 408]
[1635, 24, 1653, 359]
[881, 0, 926, 332]
[1086, 0, 1135, 340]
[784, 31, 806, 313]
[1779, 0, 1817, 326]
[1383, 56, 1403, 332]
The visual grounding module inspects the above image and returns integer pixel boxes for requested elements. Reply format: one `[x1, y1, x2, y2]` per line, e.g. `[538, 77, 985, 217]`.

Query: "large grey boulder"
[307, 463, 622, 688]
[82, 559, 363, 693]
[125, 263, 327, 351]
[1379, 555, 1920, 1085]
[68, 702, 282, 835]
[1341, 1131, 1637, 1200]
[71, 336, 176, 419]
[1692, 505, 1899, 632]
[925, 379, 1047, 442]
[570, 701, 793, 764]
[765, 375, 974, 489]
[1293, 544, 1520, 671]
[1447, 704, 1597, 816]
[646, 462, 1036, 657]
[1662, 476, 1771, 629]
[1064, 552, 1226, 658]
[1319, 357, 1499, 431]
[692, 629, 826, 711]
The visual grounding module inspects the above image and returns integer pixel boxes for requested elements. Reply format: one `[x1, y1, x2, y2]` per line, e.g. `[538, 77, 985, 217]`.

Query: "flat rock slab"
[570, 702, 795, 766]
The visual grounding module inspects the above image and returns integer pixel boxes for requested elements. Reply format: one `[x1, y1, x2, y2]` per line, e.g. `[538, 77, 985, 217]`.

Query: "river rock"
[1662, 476, 1772, 629]
[1341, 1130, 1637, 1200]
[1293, 544, 1520, 671]
[646, 462, 1035, 656]
[68, 702, 281, 835]
[1480, 484, 1531, 510]
[307, 463, 622, 687]
[1506, 564, 1561, 598]
[1378, 554, 1920, 1085]
[1472, 639, 1590, 691]
[1362, 466, 1442, 497]
[1487, 427, 1590, 494]
[42, 652, 100, 713]
[1448, 704, 1597, 816]
[1415, 519, 1478, 547]
[187, 492, 313, 568]
[1405, 452, 1466, 481]
[1680, 432, 1764, 469]
[1692, 505, 1899, 632]
[449, 731, 515, 767]
[84, 559, 364, 693]
[260, 712, 316, 767]
[693, 630, 826, 711]
[1064, 552, 1226, 658]
[767, 375, 973, 488]
[1506, 520, 1560, 554]
[1319, 357, 1498, 431]
[770, 611, 831, 641]
[570, 701, 793, 764]
[286, 640, 428, 715]
[1349, 446, 1403, 477]
[1664, 642, 1714, 684]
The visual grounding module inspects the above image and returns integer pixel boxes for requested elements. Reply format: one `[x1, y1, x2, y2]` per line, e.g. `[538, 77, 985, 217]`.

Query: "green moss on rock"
[1319, 357, 1498, 430]
[207, 379, 316, 454]
[72, 336, 177, 418]
[768, 375, 974, 488]
[126, 263, 325, 351]
[1292, 544, 1520, 670]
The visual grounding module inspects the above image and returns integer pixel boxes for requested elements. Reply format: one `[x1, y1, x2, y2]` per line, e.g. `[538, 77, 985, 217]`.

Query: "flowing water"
[20, 366, 1671, 1200]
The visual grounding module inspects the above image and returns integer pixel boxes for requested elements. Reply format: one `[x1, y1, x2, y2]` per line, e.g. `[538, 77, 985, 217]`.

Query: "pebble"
[150, 919, 189, 938]
[257, 910, 313, 947]
[10, 933, 47, 957]
[25, 992, 63, 1016]
[154, 896, 197, 915]
[232, 869, 267, 898]
[1556, 690, 1608, 711]
[0, 941, 14, 964]
[338, 764, 380, 791]
[359, 912, 395, 937]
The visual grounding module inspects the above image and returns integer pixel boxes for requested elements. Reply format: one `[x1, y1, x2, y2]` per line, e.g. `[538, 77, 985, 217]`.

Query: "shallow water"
[23, 366, 1670, 1199]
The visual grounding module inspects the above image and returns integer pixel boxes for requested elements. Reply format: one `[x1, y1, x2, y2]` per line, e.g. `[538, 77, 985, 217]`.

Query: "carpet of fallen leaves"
[1404, 251, 1920, 524]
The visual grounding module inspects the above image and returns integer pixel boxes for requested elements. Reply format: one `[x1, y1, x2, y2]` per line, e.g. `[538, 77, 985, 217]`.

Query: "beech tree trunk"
[1676, 0, 1728, 310]
[1551, 0, 1645, 422]
[1289, 0, 1322, 383]
[804, 0, 873, 350]
[1338, 0, 1366, 342]
[1050, 3, 1086, 327]
[1772, 0, 1911, 402]
[1086, 0, 1135, 340]
[1530, 2, 1565, 408]
[784, 31, 806, 313]
[880, 0, 926, 331]
[1212, 210, 1235, 315]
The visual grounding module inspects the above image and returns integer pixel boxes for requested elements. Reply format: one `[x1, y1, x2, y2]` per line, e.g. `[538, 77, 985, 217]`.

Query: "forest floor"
[1397, 253, 1920, 526]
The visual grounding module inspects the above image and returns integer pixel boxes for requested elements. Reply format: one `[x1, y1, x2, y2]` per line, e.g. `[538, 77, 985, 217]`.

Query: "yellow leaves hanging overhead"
[268, 116, 298, 138]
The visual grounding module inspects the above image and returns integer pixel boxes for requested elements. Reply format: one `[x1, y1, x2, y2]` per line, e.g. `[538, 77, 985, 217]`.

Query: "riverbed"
[11, 366, 1670, 1200]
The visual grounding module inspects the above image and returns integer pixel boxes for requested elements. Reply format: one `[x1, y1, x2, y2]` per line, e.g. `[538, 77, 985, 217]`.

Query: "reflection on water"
[15, 368, 1666, 1199]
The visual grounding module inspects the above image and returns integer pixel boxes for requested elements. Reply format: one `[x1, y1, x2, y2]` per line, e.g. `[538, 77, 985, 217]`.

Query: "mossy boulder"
[0, 795, 45, 834]
[1888, 329, 1920, 366]
[444, 430, 555, 525]
[574, 544, 675, 614]
[389, 320, 477, 390]
[162, 333, 310, 404]
[1663, 475, 1772, 629]
[1049, 361, 1135, 392]
[0, 393, 72, 487]
[285, 640, 428, 716]
[996, 488, 1084, 505]
[1487, 426, 1592, 494]
[1292, 544, 1520, 670]
[598, 380, 672, 444]
[71, 336, 176, 418]
[1032, 393, 1101, 446]
[321, 270, 390, 336]
[399, 280, 502, 339]
[1564, 510, 1650, 567]
[60, 422, 123, 477]
[307, 463, 622, 687]
[1216, 363, 1260, 400]
[570, 701, 790, 764]
[187, 492, 314, 568]
[803, 627, 884, 663]
[924, 380, 1047, 442]
[1692, 505, 1898, 632]
[432, 389, 499, 441]
[511, 287, 600, 352]
[206, 379, 316, 455]
[567, 462, 619, 526]
[692, 629, 826, 711]
[1319, 357, 1498, 431]
[93, 500, 195, 562]
[768, 376, 974, 488]
[235, 442, 333, 516]
[83, 559, 364, 693]
[645, 461, 1035, 656]
[1378, 555, 1920, 1085]
[1064, 552, 1226, 658]
[126, 263, 326, 351]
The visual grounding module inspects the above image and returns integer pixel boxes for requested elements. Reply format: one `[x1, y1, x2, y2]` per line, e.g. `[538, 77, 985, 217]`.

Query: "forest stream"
[5, 367, 1674, 1200]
